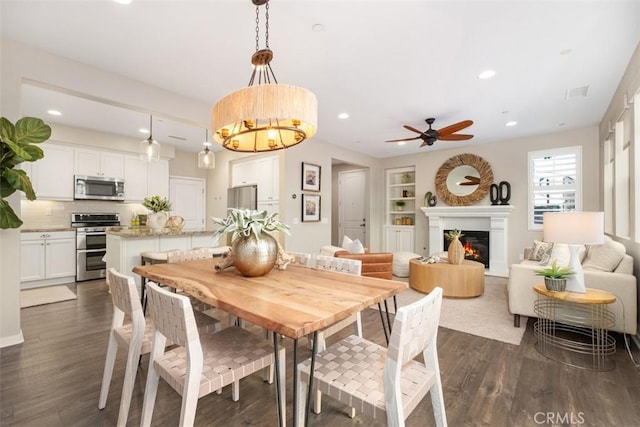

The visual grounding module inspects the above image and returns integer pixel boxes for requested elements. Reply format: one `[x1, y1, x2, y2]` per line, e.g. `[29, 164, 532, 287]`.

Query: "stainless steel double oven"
[71, 213, 120, 281]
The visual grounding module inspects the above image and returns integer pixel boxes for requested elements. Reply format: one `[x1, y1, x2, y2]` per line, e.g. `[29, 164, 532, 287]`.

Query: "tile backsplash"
[20, 199, 145, 229]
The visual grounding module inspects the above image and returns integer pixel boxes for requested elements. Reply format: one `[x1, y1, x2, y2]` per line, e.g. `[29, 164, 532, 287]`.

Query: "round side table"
[533, 283, 616, 371]
[409, 259, 484, 297]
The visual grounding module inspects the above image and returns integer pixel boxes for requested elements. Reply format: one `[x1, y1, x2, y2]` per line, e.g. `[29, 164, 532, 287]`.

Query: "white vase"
[147, 211, 168, 233]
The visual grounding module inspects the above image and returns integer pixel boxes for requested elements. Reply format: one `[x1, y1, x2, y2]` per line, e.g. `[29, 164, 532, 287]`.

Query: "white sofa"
[508, 238, 637, 335]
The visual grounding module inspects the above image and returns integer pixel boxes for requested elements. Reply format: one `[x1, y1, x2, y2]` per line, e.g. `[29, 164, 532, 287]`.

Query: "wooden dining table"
[133, 258, 407, 427]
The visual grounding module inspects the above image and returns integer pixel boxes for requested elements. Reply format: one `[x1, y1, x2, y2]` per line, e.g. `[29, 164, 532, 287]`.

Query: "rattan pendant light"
[211, 0, 317, 152]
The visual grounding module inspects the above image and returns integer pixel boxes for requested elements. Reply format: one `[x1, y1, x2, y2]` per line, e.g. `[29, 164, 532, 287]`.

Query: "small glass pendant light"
[198, 129, 215, 169]
[140, 115, 160, 162]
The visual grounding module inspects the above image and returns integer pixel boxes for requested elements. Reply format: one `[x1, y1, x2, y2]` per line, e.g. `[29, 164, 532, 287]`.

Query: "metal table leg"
[273, 333, 284, 427]
[304, 332, 318, 427]
[378, 303, 389, 344]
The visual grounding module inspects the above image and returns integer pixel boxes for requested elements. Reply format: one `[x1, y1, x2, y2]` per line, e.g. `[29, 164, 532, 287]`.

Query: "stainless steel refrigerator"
[227, 185, 258, 210]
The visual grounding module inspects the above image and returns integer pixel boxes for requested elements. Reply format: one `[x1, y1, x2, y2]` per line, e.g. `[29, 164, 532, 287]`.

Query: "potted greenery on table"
[535, 260, 574, 292]
[142, 195, 172, 232]
[212, 208, 290, 277]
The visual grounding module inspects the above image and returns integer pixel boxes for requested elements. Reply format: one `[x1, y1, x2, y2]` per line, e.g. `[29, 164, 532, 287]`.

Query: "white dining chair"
[311, 255, 363, 416]
[296, 287, 447, 427]
[140, 282, 285, 427]
[286, 251, 313, 267]
[98, 268, 220, 427]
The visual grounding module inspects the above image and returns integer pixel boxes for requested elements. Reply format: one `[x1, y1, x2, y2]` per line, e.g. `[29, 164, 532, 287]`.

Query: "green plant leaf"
[0, 198, 23, 229]
[0, 177, 17, 198]
[3, 168, 36, 200]
[0, 117, 16, 144]
[14, 117, 52, 145]
[2, 139, 32, 160]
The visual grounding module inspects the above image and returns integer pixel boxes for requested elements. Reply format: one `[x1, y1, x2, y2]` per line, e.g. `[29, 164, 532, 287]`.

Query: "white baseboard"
[0, 330, 24, 348]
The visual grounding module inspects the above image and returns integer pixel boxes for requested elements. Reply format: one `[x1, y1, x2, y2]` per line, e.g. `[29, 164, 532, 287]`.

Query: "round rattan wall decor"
[435, 153, 494, 206]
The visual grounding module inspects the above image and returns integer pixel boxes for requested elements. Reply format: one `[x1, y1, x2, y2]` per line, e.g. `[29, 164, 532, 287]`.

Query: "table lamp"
[542, 211, 604, 293]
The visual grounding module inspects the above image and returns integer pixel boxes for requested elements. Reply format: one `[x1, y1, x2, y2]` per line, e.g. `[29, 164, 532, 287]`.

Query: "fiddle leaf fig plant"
[0, 117, 52, 229]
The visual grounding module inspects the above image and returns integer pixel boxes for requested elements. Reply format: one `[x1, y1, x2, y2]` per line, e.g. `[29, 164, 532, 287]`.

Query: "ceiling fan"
[386, 117, 474, 147]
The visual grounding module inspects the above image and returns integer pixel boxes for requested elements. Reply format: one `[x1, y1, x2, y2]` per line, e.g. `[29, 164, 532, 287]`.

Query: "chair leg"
[98, 332, 118, 409]
[232, 381, 240, 402]
[117, 334, 143, 427]
[140, 360, 160, 427]
[179, 363, 203, 427]
[296, 366, 307, 425]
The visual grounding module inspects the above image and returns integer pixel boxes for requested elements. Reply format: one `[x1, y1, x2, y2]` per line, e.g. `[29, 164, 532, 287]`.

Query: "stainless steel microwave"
[74, 175, 125, 201]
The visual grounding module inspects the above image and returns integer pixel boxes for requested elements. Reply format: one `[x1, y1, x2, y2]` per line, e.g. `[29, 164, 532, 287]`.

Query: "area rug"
[382, 276, 527, 345]
[20, 285, 77, 308]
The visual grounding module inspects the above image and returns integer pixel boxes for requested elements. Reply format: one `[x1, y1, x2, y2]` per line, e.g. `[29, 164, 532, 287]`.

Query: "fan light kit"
[386, 117, 474, 148]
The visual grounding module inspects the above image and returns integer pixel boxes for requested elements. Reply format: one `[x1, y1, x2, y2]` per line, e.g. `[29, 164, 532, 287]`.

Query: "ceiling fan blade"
[403, 125, 427, 135]
[464, 175, 481, 183]
[437, 120, 473, 136]
[459, 181, 480, 186]
[439, 134, 474, 141]
[385, 136, 421, 143]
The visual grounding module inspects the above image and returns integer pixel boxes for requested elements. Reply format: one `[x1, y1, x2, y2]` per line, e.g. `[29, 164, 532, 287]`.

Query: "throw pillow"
[528, 240, 554, 264]
[346, 238, 365, 254]
[582, 239, 626, 272]
[341, 235, 353, 250]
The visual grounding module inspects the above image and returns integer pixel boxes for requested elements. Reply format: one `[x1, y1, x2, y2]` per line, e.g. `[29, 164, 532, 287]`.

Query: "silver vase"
[232, 233, 277, 277]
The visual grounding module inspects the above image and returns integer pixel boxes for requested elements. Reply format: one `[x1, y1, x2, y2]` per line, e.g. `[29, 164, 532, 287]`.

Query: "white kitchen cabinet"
[257, 200, 280, 215]
[106, 232, 219, 291]
[124, 155, 169, 202]
[231, 155, 279, 202]
[20, 231, 76, 288]
[148, 159, 169, 198]
[384, 226, 415, 253]
[75, 148, 124, 178]
[31, 142, 75, 200]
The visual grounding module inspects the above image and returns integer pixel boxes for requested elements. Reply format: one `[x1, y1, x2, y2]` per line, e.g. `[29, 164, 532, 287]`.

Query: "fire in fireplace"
[443, 229, 490, 268]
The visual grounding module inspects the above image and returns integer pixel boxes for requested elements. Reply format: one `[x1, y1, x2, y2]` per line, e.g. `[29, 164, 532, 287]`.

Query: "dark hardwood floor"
[1, 280, 639, 426]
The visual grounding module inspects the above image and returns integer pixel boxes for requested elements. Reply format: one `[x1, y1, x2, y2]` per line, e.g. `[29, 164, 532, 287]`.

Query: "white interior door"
[169, 177, 205, 231]
[338, 169, 367, 245]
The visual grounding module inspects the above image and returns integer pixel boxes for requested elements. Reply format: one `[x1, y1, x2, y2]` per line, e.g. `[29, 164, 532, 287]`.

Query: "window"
[528, 146, 582, 230]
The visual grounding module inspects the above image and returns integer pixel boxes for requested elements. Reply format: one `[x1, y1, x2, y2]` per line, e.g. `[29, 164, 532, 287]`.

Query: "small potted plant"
[535, 260, 574, 292]
[142, 195, 172, 232]
[211, 208, 290, 276]
[395, 200, 406, 211]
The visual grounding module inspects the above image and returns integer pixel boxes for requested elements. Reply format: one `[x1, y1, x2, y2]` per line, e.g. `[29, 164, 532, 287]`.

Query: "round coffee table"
[409, 259, 485, 298]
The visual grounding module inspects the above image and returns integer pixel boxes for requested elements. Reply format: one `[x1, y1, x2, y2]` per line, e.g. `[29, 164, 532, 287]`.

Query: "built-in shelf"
[384, 166, 416, 252]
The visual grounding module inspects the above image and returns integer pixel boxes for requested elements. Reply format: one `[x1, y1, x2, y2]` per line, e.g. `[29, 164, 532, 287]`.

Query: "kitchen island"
[105, 228, 220, 290]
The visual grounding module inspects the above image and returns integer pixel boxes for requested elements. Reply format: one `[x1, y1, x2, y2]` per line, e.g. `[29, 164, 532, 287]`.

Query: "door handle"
[360, 224, 365, 227]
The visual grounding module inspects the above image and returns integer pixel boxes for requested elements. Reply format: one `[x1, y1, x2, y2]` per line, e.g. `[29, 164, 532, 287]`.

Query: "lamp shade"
[212, 84, 317, 152]
[198, 145, 216, 169]
[543, 212, 604, 244]
[140, 137, 160, 162]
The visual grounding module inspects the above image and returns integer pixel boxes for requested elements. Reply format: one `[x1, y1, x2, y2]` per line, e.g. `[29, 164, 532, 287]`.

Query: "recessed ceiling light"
[560, 49, 572, 55]
[312, 24, 324, 32]
[113, 0, 132, 4]
[397, 142, 406, 146]
[558, 122, 566, 127]
[139, 128, 149, 134]
[47, 110, 62, 116]
[478, 70, 496, 80]
[338, 113, 349, 119]
[505, 121, 518, 127]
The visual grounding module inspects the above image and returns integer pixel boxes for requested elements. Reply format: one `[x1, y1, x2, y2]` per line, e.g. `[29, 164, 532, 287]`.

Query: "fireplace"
[421, 205, 514, 277]
[443, 230, 490, 268]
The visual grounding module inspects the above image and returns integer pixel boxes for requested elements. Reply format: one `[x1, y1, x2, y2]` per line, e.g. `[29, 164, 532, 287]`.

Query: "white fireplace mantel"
[421, 205, 515, 277]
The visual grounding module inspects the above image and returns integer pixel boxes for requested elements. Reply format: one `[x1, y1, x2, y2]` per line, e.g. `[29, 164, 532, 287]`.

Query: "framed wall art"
[301, 162, 321, 192]
[301, 194, 321, 222]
